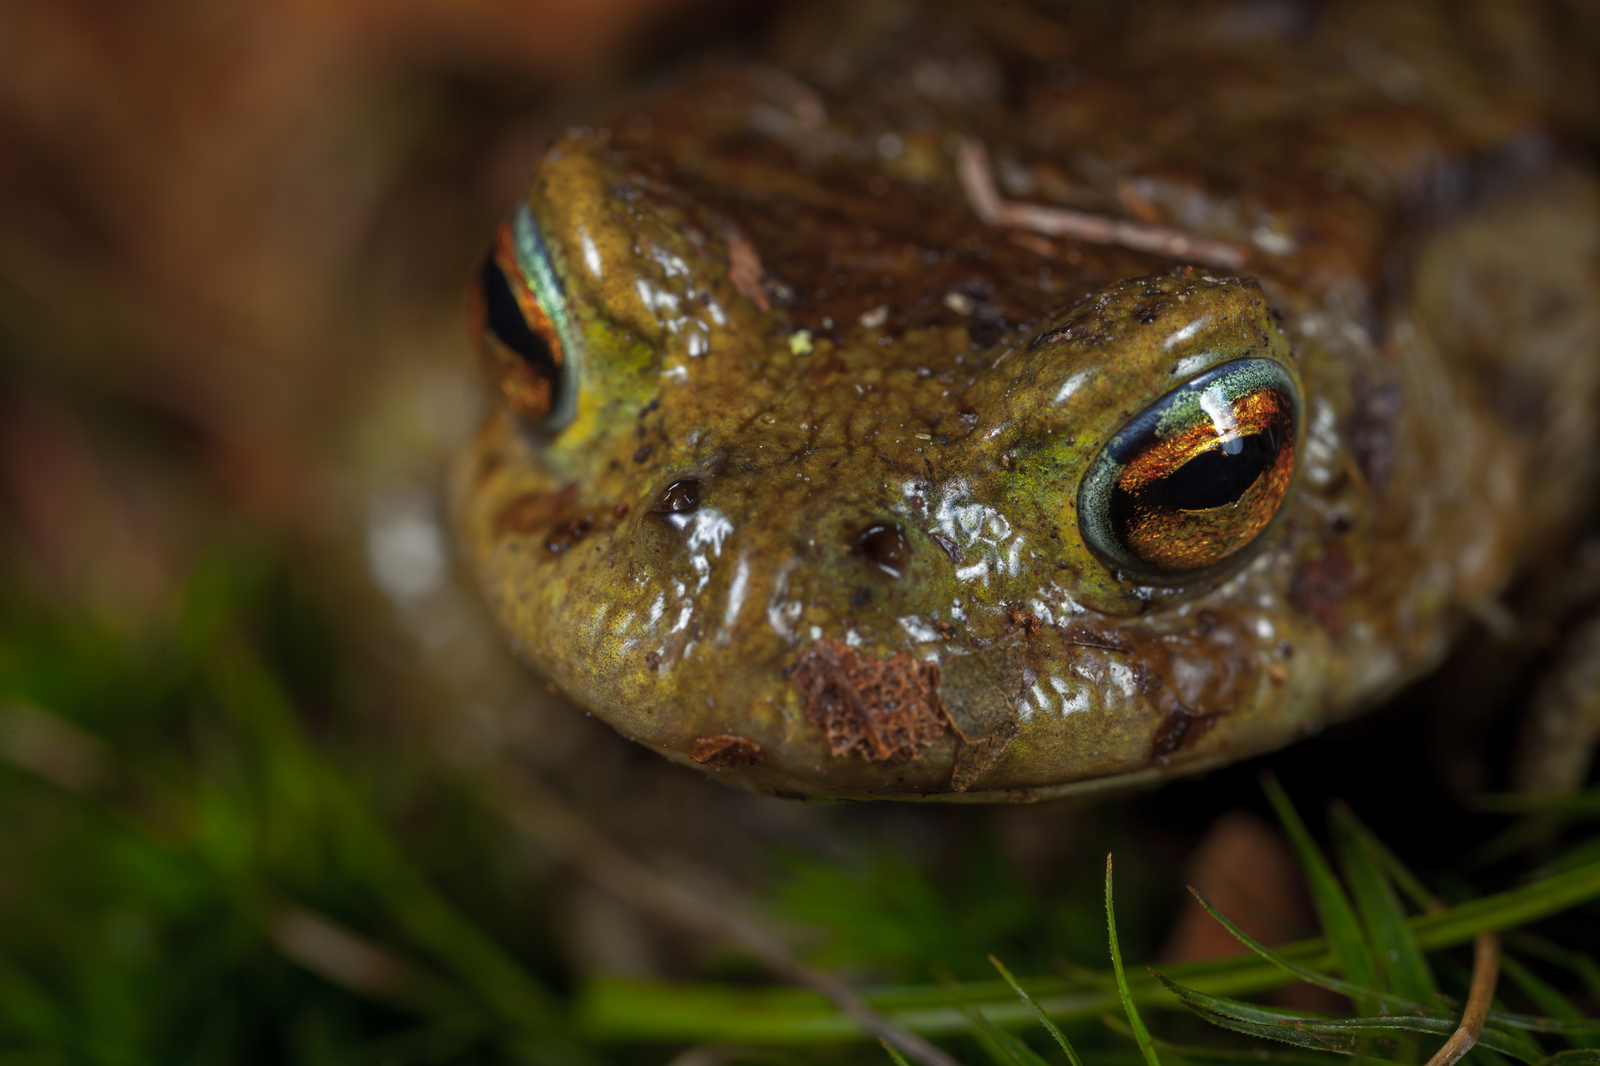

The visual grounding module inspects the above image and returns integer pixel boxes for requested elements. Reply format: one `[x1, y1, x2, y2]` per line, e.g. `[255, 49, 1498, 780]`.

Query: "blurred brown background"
[0, 0, 750, 610]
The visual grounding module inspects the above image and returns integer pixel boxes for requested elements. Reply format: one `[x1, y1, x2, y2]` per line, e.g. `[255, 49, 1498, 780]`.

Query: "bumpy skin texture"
[455, 0, 1600, 800]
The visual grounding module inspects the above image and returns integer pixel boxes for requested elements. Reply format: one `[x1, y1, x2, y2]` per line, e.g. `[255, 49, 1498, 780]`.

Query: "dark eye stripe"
[479, 256, 558, 378]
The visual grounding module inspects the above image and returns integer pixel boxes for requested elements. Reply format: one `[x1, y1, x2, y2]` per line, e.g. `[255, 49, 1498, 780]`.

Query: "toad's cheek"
[529, 529, 1317, 801]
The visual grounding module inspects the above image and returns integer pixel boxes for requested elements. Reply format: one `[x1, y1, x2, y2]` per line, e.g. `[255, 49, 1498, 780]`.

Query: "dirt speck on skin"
[690, 734, 764, 766]
[791, 639, 947, 763]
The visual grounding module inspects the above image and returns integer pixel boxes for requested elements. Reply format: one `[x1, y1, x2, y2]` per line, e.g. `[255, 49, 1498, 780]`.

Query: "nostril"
[852, 522, 910, 577]
[649, 478, 701, 518]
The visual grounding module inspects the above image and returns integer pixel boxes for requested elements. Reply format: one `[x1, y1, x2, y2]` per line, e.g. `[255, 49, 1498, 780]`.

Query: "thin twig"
[956, 138, 1250, 271]
[1423, 931, 1500, 1066]
[487, 766, 963, 1066]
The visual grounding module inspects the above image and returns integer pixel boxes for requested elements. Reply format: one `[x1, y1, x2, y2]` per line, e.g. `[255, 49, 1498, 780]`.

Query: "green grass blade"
[1331, 804, 1437, 1001]
[1487, 1016, 1600, 1036]
[1107, 855, 1163, 1066]
[1338, 810, 1441, 915]
[1183, 1005, 1357, 1054]
[1474, 790, 1600, 818]
[1289, 1016, 1544, 1064]
[576, 856, 1600, 1045]
[1101, 1013, 1340, 1064]
[1543, 1051, 1600, 1065]
[1411, 859, 1600, 948]
[1533, 836, 1600, 881]
[1262, 777, 1380, 1009]
[1150, 971, 1333, 1027]
[1508, 935, 1600, 1004]
[1187, 887, 1418, 1011]
[966, 1004, 1053, 1066]
[1150, 974, 1353, 1054]
[1500, 954, 1599, 1050]
[991, 954, 1086, 1066]
[1156, 972, 1540, 1064]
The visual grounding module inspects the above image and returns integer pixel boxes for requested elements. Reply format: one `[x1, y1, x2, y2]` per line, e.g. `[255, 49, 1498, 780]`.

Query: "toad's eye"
[468, 202, 578, 429]
[1078, 359, 1300, 581]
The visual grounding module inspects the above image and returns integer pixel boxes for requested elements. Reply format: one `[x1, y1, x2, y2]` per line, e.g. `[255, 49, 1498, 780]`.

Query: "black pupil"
[480, 256, 557, 375]
[1154, 427, 1280, 511]
[1115, 425, 1280, 525]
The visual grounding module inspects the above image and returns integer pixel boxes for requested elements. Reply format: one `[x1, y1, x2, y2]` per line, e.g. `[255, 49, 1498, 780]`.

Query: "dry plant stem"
[490, 765, 963, 1066]
[1423, 931, 1500, 1066]
[956, 138, 1250, 271]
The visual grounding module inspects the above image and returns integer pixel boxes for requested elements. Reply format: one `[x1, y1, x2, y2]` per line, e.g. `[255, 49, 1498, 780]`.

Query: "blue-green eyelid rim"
[1077, 357, 1302, 580]
[511, 201, 584, 430]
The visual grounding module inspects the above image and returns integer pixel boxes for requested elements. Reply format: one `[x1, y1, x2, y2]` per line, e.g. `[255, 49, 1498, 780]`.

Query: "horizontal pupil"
[480, 256, 557, 376]
[1152, 427, 1279, 511]
[1110, 426, 1280, 544]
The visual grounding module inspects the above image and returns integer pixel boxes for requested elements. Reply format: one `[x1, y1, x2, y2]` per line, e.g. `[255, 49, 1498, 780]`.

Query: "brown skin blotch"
[791, 639, 948, 763]
[493, 483, 578, 539]
[691, 734, 765, 767]
[1150, 707, 1220, 762]
[1290, 545, 1353, 633]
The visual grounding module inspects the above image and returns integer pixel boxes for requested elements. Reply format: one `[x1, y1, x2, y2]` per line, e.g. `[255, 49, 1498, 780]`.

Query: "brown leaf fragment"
[791, 639, 948, 763]
[690, 734, 764, 767]
[941, 642, 1026, 791]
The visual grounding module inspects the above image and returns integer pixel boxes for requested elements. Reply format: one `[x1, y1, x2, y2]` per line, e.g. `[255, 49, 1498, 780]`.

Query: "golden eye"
[467, 203, 577, 428]
[1078, 359, 1300, 581]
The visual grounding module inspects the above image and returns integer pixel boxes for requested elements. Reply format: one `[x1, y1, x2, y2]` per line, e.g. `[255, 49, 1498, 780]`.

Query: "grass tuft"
[1107, 854, 1163, 1066]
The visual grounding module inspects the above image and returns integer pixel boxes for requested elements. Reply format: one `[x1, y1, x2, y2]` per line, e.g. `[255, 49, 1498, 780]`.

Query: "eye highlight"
[1079, 359, 1299, 580]
[467, 202, 580, 429]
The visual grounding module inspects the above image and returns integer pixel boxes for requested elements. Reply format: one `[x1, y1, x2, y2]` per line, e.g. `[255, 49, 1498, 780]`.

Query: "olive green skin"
[455, 1, 1600, 800]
